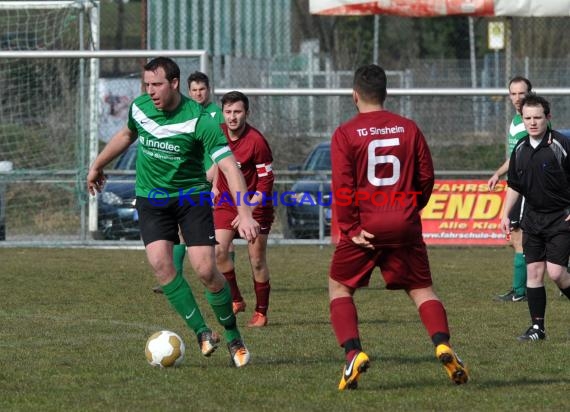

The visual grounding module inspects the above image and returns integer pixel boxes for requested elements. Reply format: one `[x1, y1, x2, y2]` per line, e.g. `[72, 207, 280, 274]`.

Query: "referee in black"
[501, 93, 570, 342]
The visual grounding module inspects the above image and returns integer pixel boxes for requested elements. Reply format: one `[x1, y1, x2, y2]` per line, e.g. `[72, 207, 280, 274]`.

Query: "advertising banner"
[309, 0, 570, 17]
[98, 78, 141, 142]
[330, 179, 508, 246]
[421, 179, 507, 245]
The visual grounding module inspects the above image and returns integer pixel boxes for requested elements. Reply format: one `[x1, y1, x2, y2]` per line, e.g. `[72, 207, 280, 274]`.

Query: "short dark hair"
[508, 76, 532, 92]
[221, 91, 249, 112]
[521, 93, 550, 116]
[143, 57, 180, 83]
[187, 71, 210, 89]
[353, 64, 387, 105]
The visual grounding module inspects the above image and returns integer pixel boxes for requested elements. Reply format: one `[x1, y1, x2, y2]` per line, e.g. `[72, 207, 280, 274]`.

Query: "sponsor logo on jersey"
[144, 138, 181, 152]
[356, 125, 405, 137]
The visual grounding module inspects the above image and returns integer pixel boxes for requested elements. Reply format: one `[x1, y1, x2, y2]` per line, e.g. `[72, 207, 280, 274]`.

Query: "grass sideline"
[1, 245, 569, 411]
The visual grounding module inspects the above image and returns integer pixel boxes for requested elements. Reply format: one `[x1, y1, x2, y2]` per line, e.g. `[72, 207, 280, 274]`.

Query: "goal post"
[0, 0, 100, 243]
[0, 1, 79, 10]
[0, 45, 208, 245]
[0, 0, 211, 243]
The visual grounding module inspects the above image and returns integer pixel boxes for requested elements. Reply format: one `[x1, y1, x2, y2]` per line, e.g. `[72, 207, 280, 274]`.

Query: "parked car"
[285, 141, 332, 239]
[96, 143, 139, 240]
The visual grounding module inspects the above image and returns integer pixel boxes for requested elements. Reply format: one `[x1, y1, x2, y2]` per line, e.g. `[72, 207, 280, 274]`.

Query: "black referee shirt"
[507, 129, 570, 213]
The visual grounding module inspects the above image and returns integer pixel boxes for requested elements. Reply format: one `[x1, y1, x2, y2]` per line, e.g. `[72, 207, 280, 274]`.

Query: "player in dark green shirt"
[153, 71, 228, 295]
[488, 76, 532, 302]
[88, 57, 259, 367]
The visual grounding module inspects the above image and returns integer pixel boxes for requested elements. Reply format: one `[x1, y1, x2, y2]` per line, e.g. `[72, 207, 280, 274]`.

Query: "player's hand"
[236, 215, 260, 242]
[231, 216, 240, 230]
[87, 169, 106, 195]
[500, 216, 511, 236]
[488, 174, 499, 191]
[351, 230, 375, 250]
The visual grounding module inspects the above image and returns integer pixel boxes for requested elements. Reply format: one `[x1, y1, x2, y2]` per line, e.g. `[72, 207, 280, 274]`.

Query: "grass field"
[1, 245, 569, 411]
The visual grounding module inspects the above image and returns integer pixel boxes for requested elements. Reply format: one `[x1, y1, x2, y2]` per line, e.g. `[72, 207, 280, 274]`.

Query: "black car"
[285, 141, 332, 239]
[96, 143, 139, 240]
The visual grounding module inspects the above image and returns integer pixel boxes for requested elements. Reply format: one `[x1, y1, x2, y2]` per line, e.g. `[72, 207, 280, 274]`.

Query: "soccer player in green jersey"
[188, 72, 239, 263]
[153, 71, 227, 295]
[488, 76, 532, 303]
[188, 71, 224, 126]
[188, 72, 238, 266]
[87, 57, 259, 367]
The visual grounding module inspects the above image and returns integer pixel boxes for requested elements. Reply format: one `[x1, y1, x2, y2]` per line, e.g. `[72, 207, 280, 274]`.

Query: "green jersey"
[201, 101, 224, 172]
[507, 113, 527, 157]
[127, 94, 232, 197]
[203, 101, 224, 124]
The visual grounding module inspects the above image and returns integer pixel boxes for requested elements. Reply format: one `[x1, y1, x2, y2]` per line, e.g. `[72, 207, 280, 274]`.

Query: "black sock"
[526, 286, 546, 330]
[343, 338, 362, 354]
[431, 332, 450, 346]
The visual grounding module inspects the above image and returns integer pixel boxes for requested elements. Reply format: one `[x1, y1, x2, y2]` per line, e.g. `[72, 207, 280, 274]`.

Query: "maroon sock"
[253, 280, 270, 315]
[418, 299, 450, 344]
[223, 269, 243, 302]
[330, 296, 360, 361]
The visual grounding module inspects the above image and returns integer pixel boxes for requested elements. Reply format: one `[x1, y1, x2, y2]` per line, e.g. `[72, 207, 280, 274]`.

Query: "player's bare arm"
[230, 190, 262, 229]
[500, 187, 520, 235]
[488, 158, 509, 191]
[87, 127, 136, 195]
[217, 155, 260, 241]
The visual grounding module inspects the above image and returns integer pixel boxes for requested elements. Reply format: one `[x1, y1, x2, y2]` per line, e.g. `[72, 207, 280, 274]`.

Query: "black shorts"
[521, 208, 570, 266]
[136, 195, 216, 247]
[508, 196, 524, 230]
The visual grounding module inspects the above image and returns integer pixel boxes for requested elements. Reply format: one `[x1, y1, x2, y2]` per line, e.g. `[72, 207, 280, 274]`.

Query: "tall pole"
[469, 17, 478, 132]
[373, 15, 379, 64]
[87, 1, 100, 239]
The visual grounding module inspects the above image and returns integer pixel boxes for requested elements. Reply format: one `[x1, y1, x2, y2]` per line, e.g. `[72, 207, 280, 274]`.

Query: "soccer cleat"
[152, 285, 164, 294]
[338, 351, 370, 390]
[494, 289, 515, 302]
[511, 294, 527, 302]
[232, 299, 246, 315]
[517, 324, 546, 342]
[197, 330, 220, 357]
[228, 338, 250, 367]
[247, 311, 268, 327]
[436, 344, 469, 385]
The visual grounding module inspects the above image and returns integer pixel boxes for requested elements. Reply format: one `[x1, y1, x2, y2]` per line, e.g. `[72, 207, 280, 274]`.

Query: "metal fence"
[1, 1, 570, 246]
[1, 53, 568, 247]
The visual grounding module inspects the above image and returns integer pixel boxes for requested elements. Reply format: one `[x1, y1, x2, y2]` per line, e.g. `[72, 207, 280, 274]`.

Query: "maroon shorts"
[329, 240, 433, 290]
[214, 206, 273, 235]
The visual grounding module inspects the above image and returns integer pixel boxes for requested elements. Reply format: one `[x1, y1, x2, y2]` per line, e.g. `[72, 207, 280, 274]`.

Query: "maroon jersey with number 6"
[331, 109, 434, 246]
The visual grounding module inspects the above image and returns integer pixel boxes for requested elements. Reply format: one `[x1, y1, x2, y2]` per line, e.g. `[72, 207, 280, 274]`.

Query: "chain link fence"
[1, 1, 569, 244]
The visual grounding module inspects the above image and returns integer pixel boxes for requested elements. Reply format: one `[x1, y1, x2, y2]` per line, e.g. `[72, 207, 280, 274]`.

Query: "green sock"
[173, 244, 186, 276]
[206, 282, 241, 342]
[513, 253, 527, 296]
[162, 272, 208, 335]
[229, 250, 235, 264]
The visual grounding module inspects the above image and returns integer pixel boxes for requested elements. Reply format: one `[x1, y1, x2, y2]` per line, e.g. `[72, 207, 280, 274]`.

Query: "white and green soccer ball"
[145, 330, 185, 368]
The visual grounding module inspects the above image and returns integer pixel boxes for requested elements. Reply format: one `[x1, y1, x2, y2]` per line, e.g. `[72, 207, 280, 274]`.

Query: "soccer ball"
[145, 330, 185, 368]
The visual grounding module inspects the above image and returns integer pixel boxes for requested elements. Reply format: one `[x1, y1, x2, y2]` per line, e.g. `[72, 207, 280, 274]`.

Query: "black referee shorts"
[508, 196, 524, 230]
[522, 208, 570, 266]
